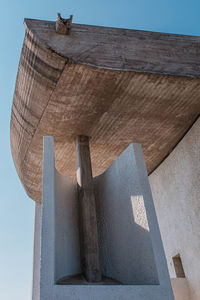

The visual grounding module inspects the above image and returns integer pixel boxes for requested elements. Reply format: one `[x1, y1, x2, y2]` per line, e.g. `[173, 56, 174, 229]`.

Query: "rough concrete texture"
[32, 136, 174, 300]
[10, 19, 200, 202]
[24, 19, 200, 77]
[94, 145, 159, 284]
[149, 117, 200, 300]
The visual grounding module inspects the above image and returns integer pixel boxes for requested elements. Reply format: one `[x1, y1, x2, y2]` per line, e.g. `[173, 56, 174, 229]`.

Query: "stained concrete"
[10, 19, 200, 202]
[32, 136, 174, 300]
[149, 117, 200, 300]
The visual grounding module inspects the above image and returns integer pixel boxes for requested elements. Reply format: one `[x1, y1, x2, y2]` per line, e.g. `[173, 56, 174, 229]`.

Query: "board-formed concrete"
[10, 18, 200, 202]
[32, 136, 174, 300]
[149, 117, 200, 300]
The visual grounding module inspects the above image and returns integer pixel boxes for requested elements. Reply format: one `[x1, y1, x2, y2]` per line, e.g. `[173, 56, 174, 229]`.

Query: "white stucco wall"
[54, 170, 81, 282]
[94, 145, 159, 285]
[32, 202, 41, 300]
[149, 118, 200, 300]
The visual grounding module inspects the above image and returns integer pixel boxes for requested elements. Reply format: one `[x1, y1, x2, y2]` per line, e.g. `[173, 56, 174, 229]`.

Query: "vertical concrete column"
[75, 136, 101, 282]
[32, 202, 42, 300]
[40, 136, 55, 299]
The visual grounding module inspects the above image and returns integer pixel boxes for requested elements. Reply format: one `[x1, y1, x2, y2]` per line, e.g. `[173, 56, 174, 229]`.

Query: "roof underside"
[10, 19, 200, 202]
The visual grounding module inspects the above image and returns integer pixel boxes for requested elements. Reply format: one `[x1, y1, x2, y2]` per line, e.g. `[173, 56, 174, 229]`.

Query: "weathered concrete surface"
[149, 117, 200, 300]
[10, 19, 200, 202]
[33, 136, 174, 299]
[76, 136, 101, 282]
[24, 19, 200, 77]
[94, 144, 159, 285]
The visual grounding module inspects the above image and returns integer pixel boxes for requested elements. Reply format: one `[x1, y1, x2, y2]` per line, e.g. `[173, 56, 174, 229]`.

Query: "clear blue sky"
[0, 0, 199, 299]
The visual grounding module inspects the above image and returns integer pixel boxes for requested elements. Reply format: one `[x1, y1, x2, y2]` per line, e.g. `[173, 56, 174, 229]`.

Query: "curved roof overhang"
[10, 19, 200, 201]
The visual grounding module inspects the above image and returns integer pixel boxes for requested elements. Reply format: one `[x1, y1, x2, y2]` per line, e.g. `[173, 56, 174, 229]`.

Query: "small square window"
[172, 254, 185, 278]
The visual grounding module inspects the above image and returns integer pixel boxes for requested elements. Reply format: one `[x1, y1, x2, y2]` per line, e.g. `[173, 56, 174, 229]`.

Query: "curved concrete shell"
[10, 19, 200, 201]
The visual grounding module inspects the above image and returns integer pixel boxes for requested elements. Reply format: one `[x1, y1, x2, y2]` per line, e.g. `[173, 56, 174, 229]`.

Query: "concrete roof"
[10, 19, 200, 201]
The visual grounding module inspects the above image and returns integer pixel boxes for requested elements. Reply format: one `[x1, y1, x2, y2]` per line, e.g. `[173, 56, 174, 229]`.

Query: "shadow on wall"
[54, 143, 160, 285]
[94, 149, 159, 285]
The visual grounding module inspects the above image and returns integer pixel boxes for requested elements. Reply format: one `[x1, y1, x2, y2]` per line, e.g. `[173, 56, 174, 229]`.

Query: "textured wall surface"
[32, 203, 41, 300]
[11, 19, 200, 202]
[94, 145, 159, 284]
[149, 118, 200, 300]
[25, 19, 200, 77]
[54, 170, 80, 282]
[32, 137, 174, 300]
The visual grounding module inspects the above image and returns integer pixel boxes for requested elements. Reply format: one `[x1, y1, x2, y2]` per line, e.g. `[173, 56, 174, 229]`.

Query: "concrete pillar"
[76, 136, 101, 282]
